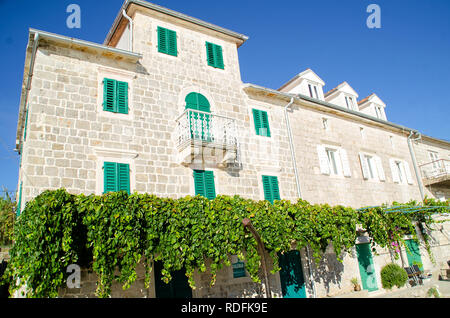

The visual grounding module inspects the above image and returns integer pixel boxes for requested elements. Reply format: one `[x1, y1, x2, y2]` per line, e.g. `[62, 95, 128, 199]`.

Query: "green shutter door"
[185, 93, 211, 142]
[262, 175, 280, 204]
[356, 243, 378, 292]
[154, 261, 192, 298]
[405, 239, 423, 271]
[193, 170, 216, 200]
[279, 250, 306, 298]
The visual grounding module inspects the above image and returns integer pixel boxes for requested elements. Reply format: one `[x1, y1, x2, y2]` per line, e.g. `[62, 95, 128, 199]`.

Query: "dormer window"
[375, 106, 384, 119]
[308, 83, 319, 99]
[345, 96, 357, 111]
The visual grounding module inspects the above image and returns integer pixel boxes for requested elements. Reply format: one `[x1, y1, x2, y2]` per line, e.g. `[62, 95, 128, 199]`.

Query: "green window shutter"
[252, 109, 270, 137]
[262, 175, 280, 204]
[158, 27, 177, 56]
[16, 182, 23, 217]
[262, 175, 273, 203]
[270, 176, 280, 201]
[167, 29, 177, 56]
[117, 163, 130, 194]
[213, 44, 224, 69]
[116, 81, 129, 114]
[204, 171, 216, 200]
[193, 170, 206, 197]
[104, 162, 130, 194]
[261, 110, 271, 137]
[104, 162, 118, 193]
[103, 78, 129, 114]
[23, 106, 29, 142]
[252, 109, 262, 135]
[206, 42, 224, 69]
[103, 78, 116, 112]
[206, 42, 216, 67]
[157, 26, 167, 53]
[193, 170, 216, 200]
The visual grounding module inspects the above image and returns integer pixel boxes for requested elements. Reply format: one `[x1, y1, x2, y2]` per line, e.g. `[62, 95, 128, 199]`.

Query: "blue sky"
[0, 0, 449, 195]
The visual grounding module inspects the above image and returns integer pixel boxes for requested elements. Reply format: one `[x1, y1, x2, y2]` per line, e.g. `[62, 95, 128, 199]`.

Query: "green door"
[185, 92, 211, 142]
[279, 250, 306, 298]
[356, 244, 378, 292]
[405, 239, 423, 270]
[154, 261, 192, 298]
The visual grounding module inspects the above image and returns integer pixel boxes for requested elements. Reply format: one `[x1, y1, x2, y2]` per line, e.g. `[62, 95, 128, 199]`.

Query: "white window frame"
[93, 147, 137, 195]
[390, 158, 413, 185]
[308, 83, 319, 99]
[428, 151, 440, 168]
[317, 145, 351, 178]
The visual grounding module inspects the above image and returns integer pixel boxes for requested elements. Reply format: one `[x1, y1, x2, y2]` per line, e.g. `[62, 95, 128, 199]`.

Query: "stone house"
[14, 0, 449, 298]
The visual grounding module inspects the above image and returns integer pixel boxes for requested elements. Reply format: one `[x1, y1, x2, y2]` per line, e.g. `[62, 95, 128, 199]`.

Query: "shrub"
[381, 263, 408, 290]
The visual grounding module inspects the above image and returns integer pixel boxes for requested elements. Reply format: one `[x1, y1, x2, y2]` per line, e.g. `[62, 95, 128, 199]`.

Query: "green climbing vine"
[2, 189, 448, 298]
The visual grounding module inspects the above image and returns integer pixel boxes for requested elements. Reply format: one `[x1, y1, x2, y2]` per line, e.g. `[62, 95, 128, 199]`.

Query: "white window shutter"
[317, 145, 330, 175]
[403, 161, 414, 184]
[339, 149, 351, 177]
[359, 153, 370, 180]
[375, 156, 386, 181]
[390, 159, 400, 183]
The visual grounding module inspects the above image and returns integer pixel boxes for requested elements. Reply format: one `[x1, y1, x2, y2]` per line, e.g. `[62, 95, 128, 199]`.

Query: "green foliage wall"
[2, 189, 448, 298]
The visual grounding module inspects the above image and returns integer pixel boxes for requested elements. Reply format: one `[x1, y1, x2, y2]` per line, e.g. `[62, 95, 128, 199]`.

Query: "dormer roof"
[324, 81, 359, 98]
[358, 93, 386, 108]
[278, 68, 325, 92]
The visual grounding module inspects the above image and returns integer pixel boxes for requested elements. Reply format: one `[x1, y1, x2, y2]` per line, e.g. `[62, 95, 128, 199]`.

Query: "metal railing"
[175, 109, 238, 150]
[419, 159, 450, 180]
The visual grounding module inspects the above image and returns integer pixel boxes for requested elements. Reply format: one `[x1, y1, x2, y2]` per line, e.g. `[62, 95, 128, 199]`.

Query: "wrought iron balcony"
[419, 159, 450, 187]
[174, 109, 239, 166]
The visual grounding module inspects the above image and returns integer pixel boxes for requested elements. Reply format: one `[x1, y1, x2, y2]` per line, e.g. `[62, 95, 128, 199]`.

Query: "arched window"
[185, 92, 211, 113]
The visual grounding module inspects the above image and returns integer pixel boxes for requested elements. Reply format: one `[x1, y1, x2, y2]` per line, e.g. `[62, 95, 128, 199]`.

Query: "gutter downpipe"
[122, 9, 133, 51]
[284, 97, 317, 298]
[407, 130, 425, 201]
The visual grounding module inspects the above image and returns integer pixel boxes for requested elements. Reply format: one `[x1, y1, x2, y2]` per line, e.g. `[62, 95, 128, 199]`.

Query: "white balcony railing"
[419, 159, 450, 182]
[175, 109, 238, 153]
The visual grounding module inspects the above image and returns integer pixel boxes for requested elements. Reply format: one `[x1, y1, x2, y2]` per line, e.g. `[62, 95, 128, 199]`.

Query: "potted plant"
[351, 277, 361, 291]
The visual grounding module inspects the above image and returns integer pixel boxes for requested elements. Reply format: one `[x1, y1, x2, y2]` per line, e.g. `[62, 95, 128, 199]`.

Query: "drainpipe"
[407, 130, 425, 201]
[122, 9, 133, 51]
[284, 97, 317, 298]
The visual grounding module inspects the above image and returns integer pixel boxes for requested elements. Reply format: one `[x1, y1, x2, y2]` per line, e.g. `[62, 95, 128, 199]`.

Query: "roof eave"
[104, 0, 249, 48]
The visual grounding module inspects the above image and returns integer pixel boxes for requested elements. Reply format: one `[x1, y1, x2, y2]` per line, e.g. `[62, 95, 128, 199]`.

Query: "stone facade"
[15, 1, 449, 298]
